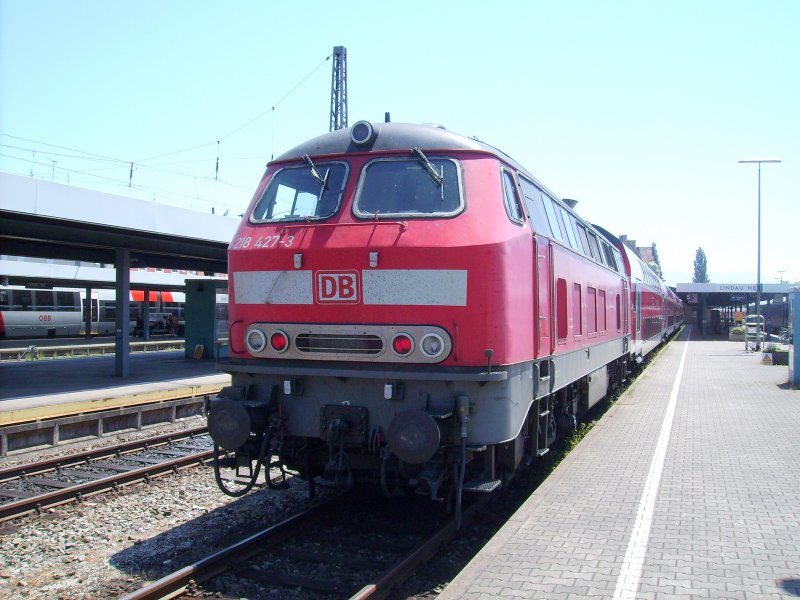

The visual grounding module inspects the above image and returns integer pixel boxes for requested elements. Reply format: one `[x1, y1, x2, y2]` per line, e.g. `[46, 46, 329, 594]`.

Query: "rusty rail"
[0, 427, 211, 522]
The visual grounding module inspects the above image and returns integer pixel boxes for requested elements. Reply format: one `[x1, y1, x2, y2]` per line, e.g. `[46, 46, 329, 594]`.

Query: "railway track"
[122, 488, 489, 600]
[0, 427, 213, 522]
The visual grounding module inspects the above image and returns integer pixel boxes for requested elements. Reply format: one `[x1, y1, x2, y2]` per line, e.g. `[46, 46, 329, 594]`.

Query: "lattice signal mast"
[329, 46, 348, 132]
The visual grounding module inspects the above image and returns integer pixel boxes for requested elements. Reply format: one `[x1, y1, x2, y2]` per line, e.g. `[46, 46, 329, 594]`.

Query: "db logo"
[315, 271, 360, 303]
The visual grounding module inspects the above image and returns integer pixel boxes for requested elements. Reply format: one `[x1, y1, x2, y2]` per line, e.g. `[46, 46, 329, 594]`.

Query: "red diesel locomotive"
[208, 121, 680, 515]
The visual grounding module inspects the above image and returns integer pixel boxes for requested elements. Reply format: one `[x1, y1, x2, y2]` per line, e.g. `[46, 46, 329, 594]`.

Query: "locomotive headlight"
[391, 333, 414, 356]
[246, 329, 267, 353]
[269, 330, 290, 353]
[420, 333, 445, 358]
[350, 120, 376, 145]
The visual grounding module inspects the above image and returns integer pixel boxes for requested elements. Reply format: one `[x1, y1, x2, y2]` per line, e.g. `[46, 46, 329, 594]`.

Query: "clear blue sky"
[1, 1, 797, 286]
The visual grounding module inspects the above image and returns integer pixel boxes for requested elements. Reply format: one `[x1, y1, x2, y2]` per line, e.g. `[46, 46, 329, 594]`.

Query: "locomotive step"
[536, 447, 550, 457]
[463, 478, 502, 493]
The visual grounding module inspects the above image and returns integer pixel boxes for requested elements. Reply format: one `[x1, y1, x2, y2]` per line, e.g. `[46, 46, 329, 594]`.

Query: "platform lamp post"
[738, 157, 781, 351]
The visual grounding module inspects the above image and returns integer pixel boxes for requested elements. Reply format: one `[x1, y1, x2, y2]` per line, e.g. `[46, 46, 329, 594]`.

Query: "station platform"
[0, 351, 229, 425]
[440, 327, 800, 600]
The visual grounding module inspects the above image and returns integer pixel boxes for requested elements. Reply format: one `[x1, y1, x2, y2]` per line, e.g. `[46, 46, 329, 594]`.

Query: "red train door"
[534, 236, 552, 358]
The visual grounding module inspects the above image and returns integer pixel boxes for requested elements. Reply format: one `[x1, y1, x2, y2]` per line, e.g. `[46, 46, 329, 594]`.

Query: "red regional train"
[208, 121, 681, 518]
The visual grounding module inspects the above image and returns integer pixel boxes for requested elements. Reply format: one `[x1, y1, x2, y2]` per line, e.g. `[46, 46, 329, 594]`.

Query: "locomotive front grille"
[296, 333, 384, 355]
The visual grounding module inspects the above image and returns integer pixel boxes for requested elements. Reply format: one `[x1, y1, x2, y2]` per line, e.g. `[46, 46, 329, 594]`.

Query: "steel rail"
[0, 426, 208, 482]
[120, 491, 488, 600]
[350, 496, 489, 599]
[120, 491, 353, 600]
[0, 430, 212, 522]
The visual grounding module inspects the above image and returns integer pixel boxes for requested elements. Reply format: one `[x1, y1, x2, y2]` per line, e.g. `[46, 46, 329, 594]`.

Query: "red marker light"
[270, 331, 289, 353]
[392, 334, 414, 356]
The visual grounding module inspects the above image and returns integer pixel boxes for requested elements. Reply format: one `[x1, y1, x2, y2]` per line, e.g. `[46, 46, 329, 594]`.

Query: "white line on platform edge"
[612, 326, 691, 600]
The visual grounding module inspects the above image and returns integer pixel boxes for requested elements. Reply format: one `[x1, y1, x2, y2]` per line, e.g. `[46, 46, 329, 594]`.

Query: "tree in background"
[693, 247, 710, 283]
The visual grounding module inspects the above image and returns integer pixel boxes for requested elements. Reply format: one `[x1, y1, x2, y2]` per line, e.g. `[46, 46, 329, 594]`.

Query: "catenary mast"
[329, 46, 348, 131]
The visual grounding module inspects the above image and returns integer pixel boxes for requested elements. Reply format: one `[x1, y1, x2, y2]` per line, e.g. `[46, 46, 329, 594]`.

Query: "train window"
[354, 157, 463, 218]
[0, 289, 8, 310]
[601, 242, 618, 272]
[616, 294, 621, 331]
[35, 291, 54, 311]
[598, 290, 607, 332]
[568, 216, 587, 255]
[556, 278, 568, 342]
[500, 169, 524, 224]
[518, 177, 551, 236]
[56, 291, 79, 312]
[586, 231, 603, 264]
[541, 194, 564, 242]
[573, 283, 582, 336]
[556, 205, 579, 250]
[587, 287, 597, 334]
[575, 223, 593, 259]
[99, 300, 116, 321]
[251, 161, 348, 222]
[612, 248, 624, 273]
[14, 291, 32, 311]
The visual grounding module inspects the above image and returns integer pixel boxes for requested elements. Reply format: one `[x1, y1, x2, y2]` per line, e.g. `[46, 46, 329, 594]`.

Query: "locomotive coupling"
[207, 385, 273, 452]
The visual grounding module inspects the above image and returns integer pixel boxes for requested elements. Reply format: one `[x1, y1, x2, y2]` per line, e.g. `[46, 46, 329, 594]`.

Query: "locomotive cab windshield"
[353, 155, 463, 217]
[251, 160, 348, 222]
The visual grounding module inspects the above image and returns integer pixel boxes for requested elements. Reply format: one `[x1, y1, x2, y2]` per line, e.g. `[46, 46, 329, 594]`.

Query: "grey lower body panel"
[547, 336, 627, 396]
[224, 359, 533, 447]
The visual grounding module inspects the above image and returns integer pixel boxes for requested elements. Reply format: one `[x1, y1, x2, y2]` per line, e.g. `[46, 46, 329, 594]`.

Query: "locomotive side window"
[567, 214, 587, 255]
[575, 223, 593, 259]
[518, 177, 551, 236]
[501, 169, 524, 224]
[354, 157, 462, 218]
[586, 231, 603, 264]
[556, 205, 580, 250]
[573, 283, 583, 337]
[251, 162, 348, 222]
[541, 194, 564, 243]
[0, 289, 9, 310]
[601, 241, 618, 272]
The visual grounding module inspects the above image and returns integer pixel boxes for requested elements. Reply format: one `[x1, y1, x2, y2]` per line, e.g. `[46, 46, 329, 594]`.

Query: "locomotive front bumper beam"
[219, 361, 508, 382]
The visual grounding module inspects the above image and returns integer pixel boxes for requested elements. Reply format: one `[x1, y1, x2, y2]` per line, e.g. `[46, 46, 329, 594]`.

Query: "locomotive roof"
[274, 122, 527, 172]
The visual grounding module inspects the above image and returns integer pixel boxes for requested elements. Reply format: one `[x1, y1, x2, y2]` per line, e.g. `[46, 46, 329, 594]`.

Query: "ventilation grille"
[295, 333, 384, 355]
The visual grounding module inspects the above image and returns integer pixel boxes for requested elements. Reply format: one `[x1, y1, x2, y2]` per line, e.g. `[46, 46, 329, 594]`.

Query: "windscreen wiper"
[412, 147, 443, 186]
[303, 154, 329, 191]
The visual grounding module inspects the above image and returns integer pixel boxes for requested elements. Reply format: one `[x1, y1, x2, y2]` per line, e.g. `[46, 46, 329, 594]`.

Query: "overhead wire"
[0, 50, 333, 207]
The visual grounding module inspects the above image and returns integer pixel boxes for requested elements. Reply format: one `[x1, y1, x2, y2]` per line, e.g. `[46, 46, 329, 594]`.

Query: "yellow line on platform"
[0, 383, 225, 427]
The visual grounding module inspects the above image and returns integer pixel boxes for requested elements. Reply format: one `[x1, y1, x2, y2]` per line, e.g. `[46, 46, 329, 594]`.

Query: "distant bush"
[730, 326, 746, 335]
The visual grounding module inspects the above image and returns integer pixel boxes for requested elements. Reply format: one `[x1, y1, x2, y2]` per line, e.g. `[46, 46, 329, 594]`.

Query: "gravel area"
[0, 417, 326, 599]
[0, 462, 319, 599]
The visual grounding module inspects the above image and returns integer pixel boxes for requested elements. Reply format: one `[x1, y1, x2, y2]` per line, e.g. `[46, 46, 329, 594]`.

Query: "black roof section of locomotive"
[273, 121, 566, 220]
[274, 122, 528, 173]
